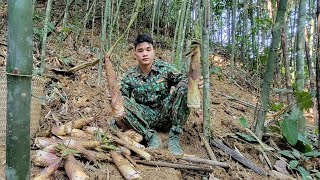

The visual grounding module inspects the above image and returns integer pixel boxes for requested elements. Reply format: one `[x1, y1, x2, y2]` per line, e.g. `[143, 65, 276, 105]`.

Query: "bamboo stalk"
[200, 134, 217, 161]
[111, 151, 141, 180]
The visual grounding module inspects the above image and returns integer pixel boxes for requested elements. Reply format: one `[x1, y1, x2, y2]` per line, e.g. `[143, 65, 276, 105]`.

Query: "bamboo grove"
[3, 0, 320, 178]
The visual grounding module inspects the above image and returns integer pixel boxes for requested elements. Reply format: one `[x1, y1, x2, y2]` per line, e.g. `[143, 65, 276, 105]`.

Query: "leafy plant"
[278, 148, 320, 179]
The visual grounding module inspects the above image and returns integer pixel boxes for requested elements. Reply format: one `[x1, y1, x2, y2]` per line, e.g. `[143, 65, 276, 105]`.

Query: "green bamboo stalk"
[40, 0, 54, 76]
[98, 0, 111, 84]
[202, 0, 211, 139]
[316, 0, 320, 149]
[6, 0, 33, 179]
[91, 0, 97, 47]
[295, 0, 307, 134]
[175, 0, 189, 70]
[230, 0, 237, 80]
[151, 0, 158, 38]
[62, 0, 72, 29]
[254, 0, 288, 139]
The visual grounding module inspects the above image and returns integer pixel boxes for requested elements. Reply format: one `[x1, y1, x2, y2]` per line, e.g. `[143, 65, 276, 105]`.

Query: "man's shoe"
[145, 131, 161, 149]
[168, 130, 183, 155]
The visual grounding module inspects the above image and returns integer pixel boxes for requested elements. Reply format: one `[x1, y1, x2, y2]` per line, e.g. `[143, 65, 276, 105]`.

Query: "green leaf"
[291, 148, 302, 159]
[239, 117, 249, 128]
[304, 150, 320, 157]
[297, 166, 312, 180]
[315, 172, 320, 179]
[236, 132, 257, 142]
[294, 91, 313, 111]
[270, 102, 284, 111]
[289, 160, 299, 169]
[280, 117, 298, 146]
[279, 150, 296, 159]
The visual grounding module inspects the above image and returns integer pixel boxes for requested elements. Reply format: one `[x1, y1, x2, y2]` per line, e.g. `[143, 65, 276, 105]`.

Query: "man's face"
[134, 42, 155, 67]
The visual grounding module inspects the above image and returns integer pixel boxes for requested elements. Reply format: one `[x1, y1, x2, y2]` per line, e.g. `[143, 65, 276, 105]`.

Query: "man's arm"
[120, 75, 132, 98]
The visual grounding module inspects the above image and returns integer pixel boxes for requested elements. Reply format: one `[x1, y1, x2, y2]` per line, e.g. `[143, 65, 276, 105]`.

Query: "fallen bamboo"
[135, 160, 213, 172]
[181, 156, 229, 168]
[211, 139, 269, 176]
[34, 157, 63, 180]
[215, 91, 255, 109]
[64, 154, 90, 180]
[111, 151, 141, 180]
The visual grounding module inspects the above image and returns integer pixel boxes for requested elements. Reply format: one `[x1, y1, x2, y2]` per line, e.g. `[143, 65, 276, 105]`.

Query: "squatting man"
[106, 34, 203, 155]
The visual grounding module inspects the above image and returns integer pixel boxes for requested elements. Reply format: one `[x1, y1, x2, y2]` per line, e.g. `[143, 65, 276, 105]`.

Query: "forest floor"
[0, 37, 295, 180]
[0, 18, 315, 180]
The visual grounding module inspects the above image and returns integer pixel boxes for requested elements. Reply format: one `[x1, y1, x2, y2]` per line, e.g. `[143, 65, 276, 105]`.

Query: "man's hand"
[198, 76, 204, 89]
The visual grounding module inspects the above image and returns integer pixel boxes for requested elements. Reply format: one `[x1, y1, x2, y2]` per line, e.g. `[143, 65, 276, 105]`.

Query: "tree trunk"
[254, 0, 288, 139]
[6, 0, 33, 179]
[202, 0, 211, 139]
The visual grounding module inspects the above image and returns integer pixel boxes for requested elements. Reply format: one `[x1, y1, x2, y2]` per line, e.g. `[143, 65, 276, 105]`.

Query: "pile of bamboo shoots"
[32, 116, 150, 180]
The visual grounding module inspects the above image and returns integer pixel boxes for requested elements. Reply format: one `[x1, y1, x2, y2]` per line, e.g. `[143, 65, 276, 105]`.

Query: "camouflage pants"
[123, 85, 190, 135]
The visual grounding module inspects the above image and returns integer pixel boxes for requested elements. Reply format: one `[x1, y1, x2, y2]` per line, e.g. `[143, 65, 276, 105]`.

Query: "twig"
[244, 128, 274, 151]
[200, 134, 217, 161]
[135, 160, 213, 172]
[211, 138, 269, 176]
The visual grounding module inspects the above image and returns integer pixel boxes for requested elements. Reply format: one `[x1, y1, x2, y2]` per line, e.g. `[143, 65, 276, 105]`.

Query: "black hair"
[134, 34, 153, 48]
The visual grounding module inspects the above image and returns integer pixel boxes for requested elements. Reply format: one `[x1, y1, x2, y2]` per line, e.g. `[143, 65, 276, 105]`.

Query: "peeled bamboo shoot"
[34, 157, 63, 180]
[105, 54, 125, 118]
[123, 129, 143, 143]
[111, 151, 141, 180]
[187, 42, 201, 108]
[64, 154, 90, 180]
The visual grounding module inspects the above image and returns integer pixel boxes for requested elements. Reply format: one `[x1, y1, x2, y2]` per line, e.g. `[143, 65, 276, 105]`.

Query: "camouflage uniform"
[120, 60, 190, 136]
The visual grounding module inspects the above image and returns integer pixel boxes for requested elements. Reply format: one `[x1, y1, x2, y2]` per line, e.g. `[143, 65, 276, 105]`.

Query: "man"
[107, 34, 202, 155]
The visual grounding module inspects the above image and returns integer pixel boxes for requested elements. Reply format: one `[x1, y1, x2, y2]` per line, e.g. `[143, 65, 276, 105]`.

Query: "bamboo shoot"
[111, 151, 141, 180]
[187, 42, 201, 108]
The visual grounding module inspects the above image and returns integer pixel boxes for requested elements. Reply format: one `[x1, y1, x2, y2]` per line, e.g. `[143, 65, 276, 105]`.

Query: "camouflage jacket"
[120, 60, 187, 108]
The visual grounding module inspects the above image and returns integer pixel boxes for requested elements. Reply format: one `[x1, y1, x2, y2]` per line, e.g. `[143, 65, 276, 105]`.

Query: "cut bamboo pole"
[187, 41, 201, 108]
[111, 151, 141, 180]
